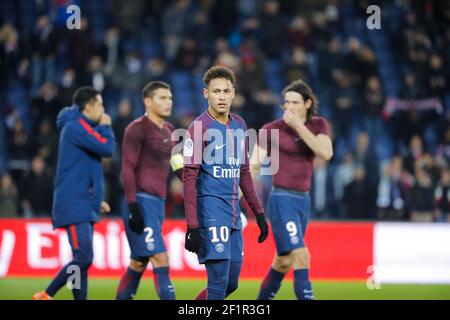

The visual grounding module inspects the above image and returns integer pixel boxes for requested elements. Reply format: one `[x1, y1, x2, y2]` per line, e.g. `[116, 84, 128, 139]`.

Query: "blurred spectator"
[238, 37, 266, 96]
[6, 114, 32, 176]
[317, 37, 342, 87]
[209, 0, 237, 38]
[363, 75, 384, 139]
[259, 0, 286, 60]
[353, 132, 379, 213]
[32, 119, 58, 168]
[189, 10, 214, 56]
[31, 81, 60, 128]
[144, 57, 169, 84]
[113, 52, 144, 94]
[113, 99, 134, 152]
[0, 24, 20, 81]
[311, 157, 334, 219]
[310, 12, 331, 51]
[408, 168, 435, 222]
[330, 71, 357, 142]
[289, 16, 311, 51]
[67, 17, 94, 71]
[401, 73, 424, 100]
[436, 127, 450, 164]
[376, 156, 412, 220]
[99, 27, 124, 76]
[333, 152, 355, 217]
[174, 37, 200, 70]
[19, 156, 53, 217]
[81, 55, 106, 92]
[285, 46, 310, 84]
[404, 135, 425, 174]
[162, 0, 192, 60]
[0, 173, 19, 217]
[343, 167, 372, 219]
[30, 16, 58, 92]
[109, 0, 144, 35]
[57, 68, 78, 106]
[213, 38, 240, 72]
[102, 158, 122, 215]
[427, 54, 446, 100]
[434, 168, 450, 222]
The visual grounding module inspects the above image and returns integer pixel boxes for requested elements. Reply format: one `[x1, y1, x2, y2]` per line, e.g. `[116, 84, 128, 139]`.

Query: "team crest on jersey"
[290, 236, 299, 245]
[215, 243, 225, 253]
[147, 243, 155, 251]
[183, 138, 194, 157]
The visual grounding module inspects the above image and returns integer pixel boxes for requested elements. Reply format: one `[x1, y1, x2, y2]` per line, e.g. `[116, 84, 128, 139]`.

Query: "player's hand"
[99, 113, 112, 126]
[128, 202, 145, 234]
[256, 214, 269, 243]
[185, 227, 201, 253]
[282, 108, 303, 130]
[100, 201, 111, 214]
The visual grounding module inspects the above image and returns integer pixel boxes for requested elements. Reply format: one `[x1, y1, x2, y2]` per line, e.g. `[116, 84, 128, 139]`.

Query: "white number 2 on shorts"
[286, 222, 298, 237]
[144, 227, 154, 243]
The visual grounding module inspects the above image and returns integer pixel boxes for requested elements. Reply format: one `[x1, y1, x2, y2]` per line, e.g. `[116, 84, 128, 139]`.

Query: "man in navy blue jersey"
[183, 66, 269, 300]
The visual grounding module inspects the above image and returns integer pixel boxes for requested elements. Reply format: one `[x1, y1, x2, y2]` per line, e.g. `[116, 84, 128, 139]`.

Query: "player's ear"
[203, 87, 208, 100]
[143, 97, 152, 108]
[305, 98, 312, 110]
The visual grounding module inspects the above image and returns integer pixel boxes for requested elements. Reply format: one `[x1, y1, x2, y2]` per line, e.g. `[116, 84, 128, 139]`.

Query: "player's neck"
[146, 111, 165, 129]
[207, 107, 229, 125]
[300, 115, 307, 124]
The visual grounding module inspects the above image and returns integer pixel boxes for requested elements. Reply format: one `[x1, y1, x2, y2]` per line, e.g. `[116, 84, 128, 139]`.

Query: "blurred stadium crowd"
[0, 0, 449, 222]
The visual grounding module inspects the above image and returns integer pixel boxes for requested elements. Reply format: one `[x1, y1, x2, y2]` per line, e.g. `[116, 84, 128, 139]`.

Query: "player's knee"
[291, 248, 310, 268]
[150, 253, 169, 268]
[273, 256, 291, 273]
[72, 248, 93, 270]
[76, 255, 93, 270]
[130, 258, 149, 272]
[208, 271, 229, 292]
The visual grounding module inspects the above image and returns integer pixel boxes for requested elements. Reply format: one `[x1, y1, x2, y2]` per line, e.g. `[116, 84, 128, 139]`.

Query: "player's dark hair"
[203, 66, 236, 87]
[142, 81, 171, 99]
[282, 79, 319, 120]
[73, 87, 100, 111]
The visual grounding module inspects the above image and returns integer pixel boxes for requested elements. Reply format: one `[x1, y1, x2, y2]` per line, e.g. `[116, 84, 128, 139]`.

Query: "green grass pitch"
[1, 277, 450, 300]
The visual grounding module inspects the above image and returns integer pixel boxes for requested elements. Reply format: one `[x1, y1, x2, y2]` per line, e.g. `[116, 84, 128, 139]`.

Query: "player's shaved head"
[203, 66, 236, 87]
[142, 81, 171, 99]
[283, 79, 318, 120]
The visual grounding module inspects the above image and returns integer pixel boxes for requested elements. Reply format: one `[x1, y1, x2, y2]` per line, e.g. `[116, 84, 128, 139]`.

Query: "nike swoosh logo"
[187, 234, 191, 240]
[215, 144, 225, 150]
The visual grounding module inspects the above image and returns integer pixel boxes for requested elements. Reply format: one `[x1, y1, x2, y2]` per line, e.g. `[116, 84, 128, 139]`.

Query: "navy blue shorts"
[123, 192, 167, 260]
[197, 227, 243, 264]
[267, 188, 311, 255]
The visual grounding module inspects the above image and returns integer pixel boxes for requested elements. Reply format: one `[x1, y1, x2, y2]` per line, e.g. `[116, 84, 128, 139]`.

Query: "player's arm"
[284, 110, 333, 160]
[66, 115, 116, 158]
[182, 124, 202, 253]
[240, 131, 269, 243]
[296, 126, 333, 160]
[121, 123, 145, 233]
[249, 144, 268, 178]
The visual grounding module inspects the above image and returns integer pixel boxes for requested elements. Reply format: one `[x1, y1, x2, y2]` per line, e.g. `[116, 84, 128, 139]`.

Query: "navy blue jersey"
[183, 111, 263, 229]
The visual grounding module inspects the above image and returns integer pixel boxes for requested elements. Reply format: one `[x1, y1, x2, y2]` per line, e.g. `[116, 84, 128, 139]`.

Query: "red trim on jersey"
[70, 225, 79, 250]
[226, 123, 237, 227]
[78, 118, 107, 144]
